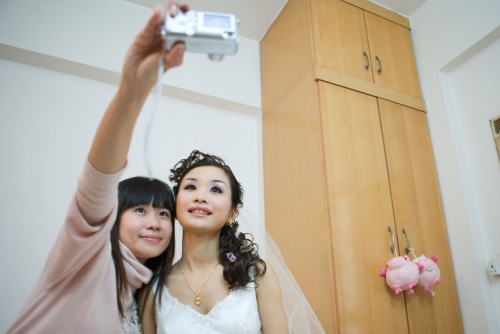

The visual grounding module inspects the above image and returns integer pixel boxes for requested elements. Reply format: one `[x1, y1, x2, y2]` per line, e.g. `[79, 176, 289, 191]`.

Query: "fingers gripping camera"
[162, 10, 239, 61]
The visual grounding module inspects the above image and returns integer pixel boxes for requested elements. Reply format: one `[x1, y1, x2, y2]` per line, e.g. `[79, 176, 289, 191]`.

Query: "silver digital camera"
[162, 10, 239, 61]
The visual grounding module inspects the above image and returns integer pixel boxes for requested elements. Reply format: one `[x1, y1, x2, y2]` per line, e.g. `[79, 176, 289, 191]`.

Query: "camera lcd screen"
[204, 14, 231, 30]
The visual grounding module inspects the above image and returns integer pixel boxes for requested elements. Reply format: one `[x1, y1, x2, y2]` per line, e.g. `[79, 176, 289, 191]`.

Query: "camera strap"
[144, 55, 165, 179]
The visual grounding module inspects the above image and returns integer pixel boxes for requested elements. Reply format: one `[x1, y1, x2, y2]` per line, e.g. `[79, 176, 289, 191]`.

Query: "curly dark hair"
[170, 150, 266, 289]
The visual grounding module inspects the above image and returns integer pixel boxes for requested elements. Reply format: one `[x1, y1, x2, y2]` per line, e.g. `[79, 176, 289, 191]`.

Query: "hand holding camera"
[120, 1, 239, 99]
[163, 9, 239, 61]
[120, 2, 188, 96]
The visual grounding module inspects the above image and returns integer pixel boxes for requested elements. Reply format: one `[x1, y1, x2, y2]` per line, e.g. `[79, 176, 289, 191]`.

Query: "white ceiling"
[369, 0, 428, 17]
[124, 0, 428, 41]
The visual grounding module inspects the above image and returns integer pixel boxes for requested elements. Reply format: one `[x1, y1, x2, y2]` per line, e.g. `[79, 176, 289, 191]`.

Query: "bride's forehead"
[183, 165, 228, 181]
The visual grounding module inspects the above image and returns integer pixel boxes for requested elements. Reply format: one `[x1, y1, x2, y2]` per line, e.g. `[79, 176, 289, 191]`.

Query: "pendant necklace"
[180, 259, 219, 306]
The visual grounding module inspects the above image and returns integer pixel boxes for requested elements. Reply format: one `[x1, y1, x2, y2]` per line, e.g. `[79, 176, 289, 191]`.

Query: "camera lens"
[208, 54, 224, 61]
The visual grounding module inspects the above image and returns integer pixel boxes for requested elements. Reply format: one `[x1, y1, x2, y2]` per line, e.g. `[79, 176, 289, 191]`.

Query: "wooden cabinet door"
[378, 100, 464, 334]
[310, 0, 374, 82]
[318, 83, 408, 333]
[364, 13, 422, 98]
[263, 73, 337, 333]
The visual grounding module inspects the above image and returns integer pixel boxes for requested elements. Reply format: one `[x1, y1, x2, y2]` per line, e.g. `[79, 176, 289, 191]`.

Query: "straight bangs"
[118, 177, 176, 219]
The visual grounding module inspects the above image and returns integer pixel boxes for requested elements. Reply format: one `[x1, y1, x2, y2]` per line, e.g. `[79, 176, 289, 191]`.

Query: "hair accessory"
[226, 252, 237, 263]
[169, 150, 244, 205]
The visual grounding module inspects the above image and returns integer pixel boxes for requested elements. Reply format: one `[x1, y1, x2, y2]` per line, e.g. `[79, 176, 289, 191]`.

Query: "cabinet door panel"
[311, 0, 374, 82]
[379, 99, 464, 334]
[364, 12, 422, 98]
[318, 83, 408, 333]
[261, 0, 315, 112]
[263, 73, 336, 333]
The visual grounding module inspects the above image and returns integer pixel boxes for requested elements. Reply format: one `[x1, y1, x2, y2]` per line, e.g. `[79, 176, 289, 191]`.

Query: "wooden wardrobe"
[260, 0, 464, 333]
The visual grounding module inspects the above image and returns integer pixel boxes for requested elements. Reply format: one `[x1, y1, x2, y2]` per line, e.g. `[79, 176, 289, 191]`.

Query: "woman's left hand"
[88, 2, 190, 174]
[121, 2, 190, 95]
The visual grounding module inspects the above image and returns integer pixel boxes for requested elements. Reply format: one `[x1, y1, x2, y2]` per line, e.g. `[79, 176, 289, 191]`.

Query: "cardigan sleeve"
[77, 159, 125, 226]
[41, 159, 126, 288]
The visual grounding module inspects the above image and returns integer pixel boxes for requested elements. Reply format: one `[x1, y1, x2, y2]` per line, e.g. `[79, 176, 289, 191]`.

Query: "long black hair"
[110, 176, 175, 321]
[170, 150, 266, 289]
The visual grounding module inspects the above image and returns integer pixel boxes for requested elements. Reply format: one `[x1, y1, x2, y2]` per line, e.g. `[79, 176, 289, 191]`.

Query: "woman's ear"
[229, 209, 238, 221]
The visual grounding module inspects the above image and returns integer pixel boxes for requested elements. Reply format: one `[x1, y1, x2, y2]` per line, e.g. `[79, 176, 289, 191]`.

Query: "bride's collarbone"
[165, 273, 231, 315]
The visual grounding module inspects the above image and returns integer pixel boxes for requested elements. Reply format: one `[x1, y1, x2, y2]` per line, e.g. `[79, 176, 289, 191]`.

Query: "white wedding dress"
[156, 282, 262, 334]
[155, 208, 325, 334]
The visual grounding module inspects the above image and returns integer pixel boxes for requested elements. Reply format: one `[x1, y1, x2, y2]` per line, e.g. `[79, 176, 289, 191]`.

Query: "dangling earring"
[226, 218, 235, 226]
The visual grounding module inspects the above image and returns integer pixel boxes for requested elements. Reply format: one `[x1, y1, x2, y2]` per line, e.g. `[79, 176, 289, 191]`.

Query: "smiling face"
[119, 204, 173, 264]
[176, 166, 236, 233]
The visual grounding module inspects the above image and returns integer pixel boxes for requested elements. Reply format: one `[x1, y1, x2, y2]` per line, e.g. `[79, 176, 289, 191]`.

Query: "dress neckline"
[162, 286, 234, 317]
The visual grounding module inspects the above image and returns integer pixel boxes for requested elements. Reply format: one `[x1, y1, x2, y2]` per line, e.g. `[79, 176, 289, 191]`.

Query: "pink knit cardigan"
[7, 160, 152, 333]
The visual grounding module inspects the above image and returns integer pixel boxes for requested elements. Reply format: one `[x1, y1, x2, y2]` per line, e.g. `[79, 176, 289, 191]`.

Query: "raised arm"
[88, 2, 187, 173]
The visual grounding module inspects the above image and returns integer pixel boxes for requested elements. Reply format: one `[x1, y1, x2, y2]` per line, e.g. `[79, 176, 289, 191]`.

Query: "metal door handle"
[402, 228, 411, 255]
[375, 55, 382, 74]
[363, 52, 370, 70]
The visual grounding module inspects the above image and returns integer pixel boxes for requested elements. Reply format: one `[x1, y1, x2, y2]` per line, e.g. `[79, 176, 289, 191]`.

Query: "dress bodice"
[156, 284, 262, 334]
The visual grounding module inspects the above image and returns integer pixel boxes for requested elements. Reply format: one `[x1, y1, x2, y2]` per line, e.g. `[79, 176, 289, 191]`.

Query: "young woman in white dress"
[137, 2, 322, 333]
[141, 150, 288, 333]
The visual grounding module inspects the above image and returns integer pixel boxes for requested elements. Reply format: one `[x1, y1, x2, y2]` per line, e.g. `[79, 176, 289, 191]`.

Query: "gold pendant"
[195, 293, 202, 306]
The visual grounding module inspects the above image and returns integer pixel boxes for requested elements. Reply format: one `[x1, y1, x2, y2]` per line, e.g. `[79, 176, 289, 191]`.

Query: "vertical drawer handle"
[402, 228, 412, 255]
[363, 52, 370, 70]
[375, 55, 382, 74]
[388, 226, 398, 256]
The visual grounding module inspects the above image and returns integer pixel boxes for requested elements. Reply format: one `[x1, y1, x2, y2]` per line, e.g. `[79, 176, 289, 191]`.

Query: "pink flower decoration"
[226, 252, 237, 263]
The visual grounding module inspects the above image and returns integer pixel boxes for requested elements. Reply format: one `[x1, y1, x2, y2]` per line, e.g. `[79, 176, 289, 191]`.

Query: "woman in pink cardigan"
[7, 3, 187, 333]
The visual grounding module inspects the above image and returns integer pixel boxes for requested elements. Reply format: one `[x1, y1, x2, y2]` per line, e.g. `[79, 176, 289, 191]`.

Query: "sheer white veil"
[237, 208, 325, 334]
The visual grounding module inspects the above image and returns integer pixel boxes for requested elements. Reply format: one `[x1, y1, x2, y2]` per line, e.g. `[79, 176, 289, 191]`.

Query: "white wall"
[410, 1, 500, 333]
[0, 0, 261, 108]
[0, 0, 263, 332]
